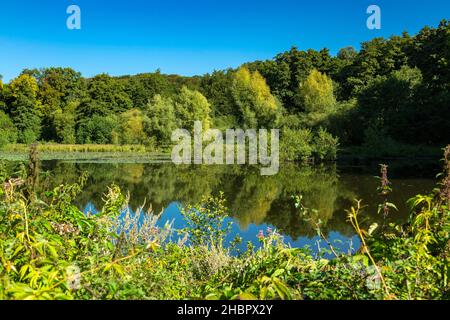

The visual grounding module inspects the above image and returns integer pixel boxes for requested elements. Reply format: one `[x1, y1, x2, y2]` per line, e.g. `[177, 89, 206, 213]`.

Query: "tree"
[245, 60, 292, 111]
[144, 94, 178, 145]
[122, 71, 177, 109]
[8, 74, 42, 143]
[273, 47, 334, 108]
[76, 115, 118, 144]
[0, 111, 18, 148]
[174, 86, 212, 132]
[297, 69, 336, 114]
[0, 77, 6, 111]
[357, 65, 423, 143]
[231, 67, 281, 128]
[77, 74, 132, 119]
[343, 35, 410, 97]
[53, 101, 77, 144]
[200, 70, 235, 118]
[32, 68, 86, 141]
[118, 109, 148, 145]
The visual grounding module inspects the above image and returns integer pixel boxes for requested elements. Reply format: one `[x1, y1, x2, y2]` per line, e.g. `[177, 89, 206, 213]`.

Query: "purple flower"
[257, 230, 265, 240]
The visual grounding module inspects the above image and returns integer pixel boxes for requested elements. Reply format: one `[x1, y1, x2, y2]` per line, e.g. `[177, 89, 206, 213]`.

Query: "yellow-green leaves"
[232, 67, 281, 128]
[175, 86, 212, 132]
[298, 69, 336, 114]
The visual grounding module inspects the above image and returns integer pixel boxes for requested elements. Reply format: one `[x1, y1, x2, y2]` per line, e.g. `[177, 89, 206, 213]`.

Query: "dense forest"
[0, 20, 448, 159]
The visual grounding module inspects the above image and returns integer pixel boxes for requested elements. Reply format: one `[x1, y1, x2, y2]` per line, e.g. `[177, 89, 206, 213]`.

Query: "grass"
[0, 143, 172, 162]
[3, 143, 148, 153]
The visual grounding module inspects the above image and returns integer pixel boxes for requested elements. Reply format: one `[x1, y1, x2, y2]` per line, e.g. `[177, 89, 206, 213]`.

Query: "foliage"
[76, 115, 118, 145]
[297, 69, 336, 114]
[144, 94, 178, 145]
[7, 74, 42, 143]
[118, 109, 148, 145]
[0, 20, 448, 158]
[0, 147, 449, 300]
[313, 127, 339, 161]
[0, 111, 18, 148]
[280, 128, 313, 162]
[231, 67, 282, 129]
[280, 126, 338, 162]
[174, 86, 212, 132]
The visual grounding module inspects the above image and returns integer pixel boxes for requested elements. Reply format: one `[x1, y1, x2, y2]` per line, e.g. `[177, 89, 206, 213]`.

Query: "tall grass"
[3, 143, 148, 153]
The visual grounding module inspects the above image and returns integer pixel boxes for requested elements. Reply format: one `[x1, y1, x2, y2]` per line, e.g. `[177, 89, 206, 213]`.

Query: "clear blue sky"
[0, 0, 448, 82]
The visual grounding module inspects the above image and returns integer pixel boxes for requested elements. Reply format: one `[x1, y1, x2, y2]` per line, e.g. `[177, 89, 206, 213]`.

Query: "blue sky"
[0, 0, 448, 82]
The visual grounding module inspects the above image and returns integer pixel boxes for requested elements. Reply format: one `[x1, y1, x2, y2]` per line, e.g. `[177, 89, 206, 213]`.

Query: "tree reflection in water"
[34, 160, 436, 248]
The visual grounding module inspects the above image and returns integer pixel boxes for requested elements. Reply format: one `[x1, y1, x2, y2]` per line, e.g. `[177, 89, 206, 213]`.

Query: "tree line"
[0, 20, 448, 159]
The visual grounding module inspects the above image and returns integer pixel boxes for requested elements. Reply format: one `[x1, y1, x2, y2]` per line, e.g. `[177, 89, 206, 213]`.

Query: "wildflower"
[267, 227, 273, 234]
[379, 164, 390, 196]
[257, 230, 265, 240]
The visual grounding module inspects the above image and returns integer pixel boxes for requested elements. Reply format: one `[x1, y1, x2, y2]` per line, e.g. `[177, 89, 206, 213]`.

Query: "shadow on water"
[6, 159, 438, 255]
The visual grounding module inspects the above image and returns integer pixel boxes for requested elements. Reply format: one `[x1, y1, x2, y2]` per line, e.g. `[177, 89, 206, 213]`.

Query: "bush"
[76, 115, 119, 144]
[280, 127, 339, 162]
[313, 127, 339, 161]
[280, 128, 313, 162]
[0, 111, 18, 148]
[0, 147, 448, 300]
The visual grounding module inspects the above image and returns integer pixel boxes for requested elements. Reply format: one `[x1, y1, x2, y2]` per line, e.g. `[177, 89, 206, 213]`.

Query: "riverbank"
[0, 143, 445, 162]
[0, 143, 171, 162]
[0, 149, 449, 299]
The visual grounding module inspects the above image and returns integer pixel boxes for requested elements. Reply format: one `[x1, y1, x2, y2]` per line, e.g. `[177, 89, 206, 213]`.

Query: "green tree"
[175, 86, 212, 131]
[77, 74, 132, 118]
[76, 115, 118, 144]
[8, 74, 42, 143]
[297, 69, 336, 113]
[357, 65, 423, 143]
[0, 111, 18, 148]
[231, 67, 281, 128]
[312, 127, 339, 161]
[122, 71, 177, 109]
[53, 101, 77, 144]
[144, 94, 178, 145]
[280, 128, 313, 162]
[118, 109, 148, 145]
[200, 70, 235, 118]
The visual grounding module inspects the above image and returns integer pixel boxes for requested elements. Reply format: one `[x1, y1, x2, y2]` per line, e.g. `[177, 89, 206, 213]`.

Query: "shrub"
[312, 127, 339, 161]
[0, 111, 18, 148]
[280, 128, 313, 162]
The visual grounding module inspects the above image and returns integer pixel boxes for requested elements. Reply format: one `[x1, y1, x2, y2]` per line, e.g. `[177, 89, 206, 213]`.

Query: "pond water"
[13, 159, 441, 256]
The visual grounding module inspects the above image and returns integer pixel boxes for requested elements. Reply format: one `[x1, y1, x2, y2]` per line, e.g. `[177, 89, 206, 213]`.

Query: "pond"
[7, 158, 440, 256]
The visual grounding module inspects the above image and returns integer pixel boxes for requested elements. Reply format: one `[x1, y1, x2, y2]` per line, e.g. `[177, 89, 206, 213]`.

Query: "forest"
[1, 20, 448, 160]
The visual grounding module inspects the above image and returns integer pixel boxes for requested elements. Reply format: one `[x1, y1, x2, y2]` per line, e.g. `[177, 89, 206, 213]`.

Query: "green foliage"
[180, 192, 232, 248]
[52, 102, 77, 144]
[280, 128, 313, 162]
[175, 86, 212, 132]
[231, 67, 282, 128]
[297, 69, 336, 113]
[7, 74, 42, 143]
[0, 111, 18, 148]
[200, 70, 235, 118]
[0, 147, 449, 300]
[118, 109, 148, 145]
[76, 115, 119, 144]
[0, 20, 448, 158]
[144, 94, 178, 145]
[313, 127, 339, 161]
[280, 126, 338, 162]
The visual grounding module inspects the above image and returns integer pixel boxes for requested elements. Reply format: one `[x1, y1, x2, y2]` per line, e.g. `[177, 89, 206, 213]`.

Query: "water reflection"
[36, 160, 436, 249]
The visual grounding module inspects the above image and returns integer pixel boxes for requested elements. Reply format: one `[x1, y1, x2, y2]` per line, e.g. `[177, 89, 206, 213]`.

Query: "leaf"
[237, 292, 257, 300]
[368, 223, 379, 236]
[272, 269, 285, 278]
